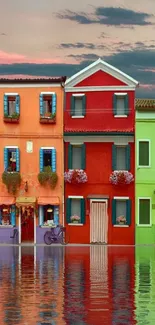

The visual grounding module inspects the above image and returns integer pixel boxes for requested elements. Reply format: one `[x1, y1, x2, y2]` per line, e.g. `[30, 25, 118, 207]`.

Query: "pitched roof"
[65, 58, 139, 88]
[135, 98, 155, 110]
[0, 75, 66, 83]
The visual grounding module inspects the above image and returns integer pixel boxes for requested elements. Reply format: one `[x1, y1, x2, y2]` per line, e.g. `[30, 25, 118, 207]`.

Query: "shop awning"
[37, 197, 60, 206]
[87, 194, 109, 199]
[16, 196, 36, 207]
[0, 197, 15, 205]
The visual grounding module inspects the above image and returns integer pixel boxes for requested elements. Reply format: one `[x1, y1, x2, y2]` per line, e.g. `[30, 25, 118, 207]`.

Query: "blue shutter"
[39, 206, 44, 226]
[0, 209, 2, 225]
[66, 198, 71, 223]
[126, 199, 131, 226]
[52, 148, 56, 172]
[112, 199, 116, 225]
[4, 94, 8, 115]
[82, 95, 86, 116]
[126, 145, 130, 171]
[52, 93, 56, 115]
[124, 94, 129, 116]
[68, 144, 72, 169]
[4, 147, 8, 170]
[11, 205, 16, 226]
[113, 94, 117, 115]
[112, 144, 117, 171]
[81, 144, 86, 170]
[54, 206, 59, 225]
[39, 94, 44, 116]
[81, 199, 85, 224]
[39, 148, 44, 172]
[16, 148, 20, 172]
[15, 95, 20, 114]
[70, 96, 75, 116]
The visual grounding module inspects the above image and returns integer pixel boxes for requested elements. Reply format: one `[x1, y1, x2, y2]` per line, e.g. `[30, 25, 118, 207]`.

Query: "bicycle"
[44, 225, 69, 245]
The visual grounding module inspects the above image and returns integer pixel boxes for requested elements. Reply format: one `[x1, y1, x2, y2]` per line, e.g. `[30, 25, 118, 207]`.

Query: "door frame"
[90, 199, 108, 242]
[19, 207, 36, 244]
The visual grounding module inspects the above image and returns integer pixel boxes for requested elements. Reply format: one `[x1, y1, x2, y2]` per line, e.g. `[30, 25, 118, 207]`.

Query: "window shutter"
[81, 143, 86, 169]
[81, 198, 85, 224]
[126, 199, 131, 225]
[52, 93, 56, 115]
[16, 148, 20, 172]
[66, 198, 71, 223]
[39, 94, 44, 116]
[112, 144, 117, 171]
[4, 94, 8, 115]
[113, 94, 117, 115]
[52, 148, 56, 172]
[15, 95, 20, 115]
[39, 206, 44, 226]
[39, 148, 44, 172]
[70, 96, 75, 116]
[125, 145, 130, 171]
[11, 205, 16, 226]
[68, 144, 72, 169]
[124, 94, 129, 116]
[112, 199, 116, 225]
[4, 147, 8, 170]
[82, 95, 86, 116]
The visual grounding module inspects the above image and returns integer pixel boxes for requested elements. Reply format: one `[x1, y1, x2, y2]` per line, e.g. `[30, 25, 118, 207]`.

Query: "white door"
[90, 201, 108, 243]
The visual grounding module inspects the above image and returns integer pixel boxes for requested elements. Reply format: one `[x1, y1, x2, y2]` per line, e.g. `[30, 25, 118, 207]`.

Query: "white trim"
[138, 197, 152, 226]
[137, 139, 151, 168]
[114, 196, 129, 200]
[41, 147, 55, 149]
[114, 92, 127, 96]
[65, 58, 139, 88]
[40, 91, 55, 95]
[19, 209, 21, 244]
[71, 116, 84, 119]
[90, 199, 108, 203]
[114, 115, 127, 118]
[5, 93, 18, 95]
[68, 223, 83, 226]
[0, 225, 13, 228]
[5, 146, 18, 148]
[65, 86, 135, 92]
[72, 93, 85, 97]
[70, 143, 83, 145]
[34, 211, 36, 245]
[113, 225, 129, 227]
[64, 135, 134, 144]
[68, 195, 84, 199]
[0, 83, 62, 88]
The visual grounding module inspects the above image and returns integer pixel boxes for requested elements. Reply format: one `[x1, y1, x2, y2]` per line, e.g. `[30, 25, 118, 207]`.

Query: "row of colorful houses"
[0, 59, 154, 245]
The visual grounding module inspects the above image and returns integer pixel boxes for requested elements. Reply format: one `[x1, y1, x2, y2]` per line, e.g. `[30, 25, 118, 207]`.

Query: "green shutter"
[81, 144, 86, 169]
[139, 141, 149, 166]
[82, 95, 86, 116]
[112, 144, 117, 171]
[66, 198, 71, 223]
[112, 199, 116, 225]
[70, 96, 75, 116]
[81, 199, 85, 224]
[124, 94, 129, 116]
[125, 145, 130, 171]
[139, 199, 150, 225]
[68, 144, 72, 169]
[126, 199, 131, 226]
[113, 94, 117, 115]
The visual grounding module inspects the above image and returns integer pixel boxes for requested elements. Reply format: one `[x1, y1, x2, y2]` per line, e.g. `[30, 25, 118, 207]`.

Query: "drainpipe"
[62, 83, 65, 227]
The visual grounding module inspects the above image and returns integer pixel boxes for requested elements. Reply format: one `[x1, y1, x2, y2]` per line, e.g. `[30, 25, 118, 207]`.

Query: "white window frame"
[114, 145, 128, 172]
[138, 197, 152, 226]
[71, 93, 85, 119]
[4, 146, 18, 171]
[137, 139, 151, 168]
[114, 92, 128, 118]
[113, 196, 129, 227]
[68, 195, 84, 226]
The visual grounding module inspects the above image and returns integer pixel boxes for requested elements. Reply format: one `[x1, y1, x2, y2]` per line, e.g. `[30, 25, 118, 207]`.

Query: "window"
[113, 93, 129, 116]
[138, 198, 151, 225]
[4, 94, 20, 117]
[39, 93, 56, 117]
[43, 95, 52, 114]
[0, 205, 16, 226]
[39, 205, 59, 226]
[66, 197, 85, 224]
[112, 198, 131, 226]
[39, 148, 56, 172]
[138, 141, 150, 167]
[112, 145, 130, 171]
[68, 144, 86, 169]
[4, 147, 20, 172]
[71, 94, 86, 117]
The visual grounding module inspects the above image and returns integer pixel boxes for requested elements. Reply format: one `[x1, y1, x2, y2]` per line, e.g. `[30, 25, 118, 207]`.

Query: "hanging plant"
[64, 169, 88, 184]
[38, 166, 58, 189]
[2, 171, 22, 194]
[109, 171, 134, 185]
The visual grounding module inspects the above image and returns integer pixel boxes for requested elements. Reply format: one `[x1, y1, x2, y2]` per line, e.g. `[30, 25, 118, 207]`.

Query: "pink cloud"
[0, 50, 68, 64]
[140, 84, 155, 89]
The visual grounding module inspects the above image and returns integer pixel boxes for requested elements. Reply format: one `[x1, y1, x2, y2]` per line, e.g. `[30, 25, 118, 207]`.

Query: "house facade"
[0, 76, 66, 244]
[64, 58, 139, 245]
[135, 99, 155, 244]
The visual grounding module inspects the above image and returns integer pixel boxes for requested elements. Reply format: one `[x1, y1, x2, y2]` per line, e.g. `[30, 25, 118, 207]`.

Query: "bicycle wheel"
[60, 231, 69, 245]
[44, 231, 53, 245]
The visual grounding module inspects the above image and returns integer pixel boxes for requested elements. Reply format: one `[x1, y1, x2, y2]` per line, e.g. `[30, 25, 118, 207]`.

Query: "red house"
[64, 58, 139, 245]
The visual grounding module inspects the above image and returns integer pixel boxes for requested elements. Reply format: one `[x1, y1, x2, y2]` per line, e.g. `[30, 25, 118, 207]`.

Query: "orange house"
[0, 76, 66, 244]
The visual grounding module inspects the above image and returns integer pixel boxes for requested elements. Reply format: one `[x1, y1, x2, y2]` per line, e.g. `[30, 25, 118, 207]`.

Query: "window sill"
[40, 117, 56, 124]
[71, 116, 85, 119]
[114, 115, 128, 118]
[68, 223, 83, 226]
[113, 225, 129, 227]
[0, 225, 13, 228]
[40, 225, 56, 228]
[3, 117, 19, 123]
[137, 166, 150, 169]
[137, 225, 152, 227]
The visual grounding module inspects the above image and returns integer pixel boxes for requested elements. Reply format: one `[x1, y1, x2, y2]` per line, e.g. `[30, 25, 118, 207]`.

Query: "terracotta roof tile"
[64, 128, 133, 133]
[0, 75, 66, 83]
[135, 98, 155, 110]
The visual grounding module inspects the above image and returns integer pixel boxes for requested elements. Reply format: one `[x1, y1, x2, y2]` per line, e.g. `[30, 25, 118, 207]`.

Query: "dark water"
[0, 245, 154, 325]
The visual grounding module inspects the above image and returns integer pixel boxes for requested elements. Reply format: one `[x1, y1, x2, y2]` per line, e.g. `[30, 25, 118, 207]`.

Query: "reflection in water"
[0, 246, 155, 324]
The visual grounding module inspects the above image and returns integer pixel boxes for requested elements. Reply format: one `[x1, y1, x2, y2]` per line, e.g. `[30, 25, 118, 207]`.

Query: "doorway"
[90, 200, 108, 244]
[21, 206, 34, 243]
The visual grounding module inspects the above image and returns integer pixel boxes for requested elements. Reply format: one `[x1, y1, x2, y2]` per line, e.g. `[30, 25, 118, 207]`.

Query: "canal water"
[0, 245, 154, 325]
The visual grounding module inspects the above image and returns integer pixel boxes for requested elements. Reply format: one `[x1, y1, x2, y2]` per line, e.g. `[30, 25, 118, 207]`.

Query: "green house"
[135, 99, 155, 244]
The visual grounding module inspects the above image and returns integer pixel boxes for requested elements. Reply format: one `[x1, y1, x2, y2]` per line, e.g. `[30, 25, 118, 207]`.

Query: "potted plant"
[4, 112, 20, 123]
[109, 171, 134, 185]
[64, 169, 88, 184]
[116, 215, 127, 225]
[2, 170, 22, 194]
[70, 215, 81, 224]
[38, 166, 58, 189]
[40, 112, 56, 124]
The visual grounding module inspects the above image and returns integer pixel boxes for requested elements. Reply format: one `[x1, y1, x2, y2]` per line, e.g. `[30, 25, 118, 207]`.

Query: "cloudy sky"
[0, 0, 155, 97]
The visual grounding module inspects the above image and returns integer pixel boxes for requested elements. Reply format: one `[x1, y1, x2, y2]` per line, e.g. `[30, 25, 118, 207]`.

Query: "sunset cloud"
[0, 51, 66, 65]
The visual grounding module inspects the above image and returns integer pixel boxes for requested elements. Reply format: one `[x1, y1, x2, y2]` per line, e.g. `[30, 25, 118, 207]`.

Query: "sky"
[0, 0, 155, 97]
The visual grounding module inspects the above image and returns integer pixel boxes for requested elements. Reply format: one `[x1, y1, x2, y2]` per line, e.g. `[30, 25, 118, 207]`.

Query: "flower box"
[40, 117, 56, 124]
[3, 116, 19, 123]
[116, 215, 127, 225]
[109, 171, 134, 185]
[64, 169, 88, 184]
[70, 215, 80, 223]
